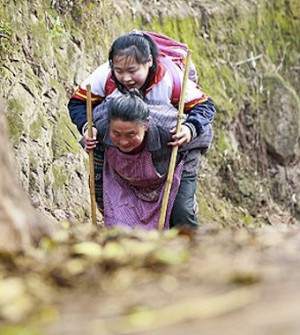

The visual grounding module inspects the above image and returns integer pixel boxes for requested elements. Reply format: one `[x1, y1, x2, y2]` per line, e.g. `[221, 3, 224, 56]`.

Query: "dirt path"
[44, 223, 300, 335]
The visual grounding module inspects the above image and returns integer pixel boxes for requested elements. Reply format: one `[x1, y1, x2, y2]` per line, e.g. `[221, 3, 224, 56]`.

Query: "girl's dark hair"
[108, 89, 149, 124]
[108, 30, 159, 93]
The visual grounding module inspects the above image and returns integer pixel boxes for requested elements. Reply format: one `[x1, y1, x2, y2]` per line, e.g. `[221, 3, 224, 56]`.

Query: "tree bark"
[0, 100, 54, 252]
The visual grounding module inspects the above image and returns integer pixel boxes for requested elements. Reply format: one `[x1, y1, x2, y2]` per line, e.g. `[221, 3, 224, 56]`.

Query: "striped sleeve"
[71, 61, 112, 104]
[71, 87, 104, 105]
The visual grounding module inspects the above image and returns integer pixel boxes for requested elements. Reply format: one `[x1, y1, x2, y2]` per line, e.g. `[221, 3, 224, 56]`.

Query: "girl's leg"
[93, 145, 105, 212]
[169, 174, 198, 229]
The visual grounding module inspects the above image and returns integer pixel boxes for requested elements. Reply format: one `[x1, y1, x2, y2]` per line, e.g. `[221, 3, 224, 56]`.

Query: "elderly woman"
[92, 90, 213, 230]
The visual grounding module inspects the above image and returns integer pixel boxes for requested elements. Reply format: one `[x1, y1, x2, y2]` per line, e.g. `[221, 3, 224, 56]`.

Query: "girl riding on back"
[68, 30, 216, 229]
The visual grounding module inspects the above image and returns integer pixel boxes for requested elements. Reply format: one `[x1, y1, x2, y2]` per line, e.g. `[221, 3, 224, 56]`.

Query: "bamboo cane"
[157, 50, 192, 232]
[86, 84, 97, 225]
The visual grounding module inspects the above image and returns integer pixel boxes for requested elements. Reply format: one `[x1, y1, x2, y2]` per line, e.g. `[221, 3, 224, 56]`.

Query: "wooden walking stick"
[86, 84, 97, 225]
[158, 50, 192, 232]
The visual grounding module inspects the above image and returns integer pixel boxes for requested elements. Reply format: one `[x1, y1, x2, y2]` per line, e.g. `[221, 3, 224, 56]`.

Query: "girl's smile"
[112, 55, 153, 90]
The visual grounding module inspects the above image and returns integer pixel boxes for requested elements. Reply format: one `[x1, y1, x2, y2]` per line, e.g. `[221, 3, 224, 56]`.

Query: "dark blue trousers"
[169, 174, 198, 229]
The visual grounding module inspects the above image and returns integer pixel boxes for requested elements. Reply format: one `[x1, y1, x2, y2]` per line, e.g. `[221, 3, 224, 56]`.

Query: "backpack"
[143, 31, 198, 106]
[105, 31, 198, 106]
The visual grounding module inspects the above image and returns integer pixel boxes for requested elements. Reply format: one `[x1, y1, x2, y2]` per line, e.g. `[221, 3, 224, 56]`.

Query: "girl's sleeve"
[147, 65, 216, 139]
[68, 98, 88, 133]
[72, 61, 111, 101]
[171, 66, 216, 138]
[183, 98, 216, 138]
[180, 71, 216, 137]
[68, 62, 112, 133]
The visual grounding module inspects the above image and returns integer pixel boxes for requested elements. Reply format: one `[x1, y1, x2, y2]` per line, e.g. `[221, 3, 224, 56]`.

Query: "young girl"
[68, 30, 216, 228]
[93, 90, 213, 230]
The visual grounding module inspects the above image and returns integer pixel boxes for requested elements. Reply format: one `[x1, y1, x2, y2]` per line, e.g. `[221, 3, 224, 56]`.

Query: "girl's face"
[112, 55, 153, 90]
[109, 119, 149, 153]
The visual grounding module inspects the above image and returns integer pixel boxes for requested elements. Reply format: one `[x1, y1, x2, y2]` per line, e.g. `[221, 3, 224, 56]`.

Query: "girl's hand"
[167, 125, 192, 147]
[83, 127, 98, 153]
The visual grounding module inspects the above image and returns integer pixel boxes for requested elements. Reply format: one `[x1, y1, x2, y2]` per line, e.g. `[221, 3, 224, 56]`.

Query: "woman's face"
[109, 119, 149, 153]
[112, 55, 153, 90]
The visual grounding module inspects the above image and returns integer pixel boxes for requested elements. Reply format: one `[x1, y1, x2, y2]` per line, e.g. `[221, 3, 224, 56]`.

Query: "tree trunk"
[0, 100, 54, 252]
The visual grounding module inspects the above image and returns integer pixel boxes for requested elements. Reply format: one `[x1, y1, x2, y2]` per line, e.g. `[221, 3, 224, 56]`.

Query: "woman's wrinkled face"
[112, 55, 153, 90]
[109, 119, 148, 153]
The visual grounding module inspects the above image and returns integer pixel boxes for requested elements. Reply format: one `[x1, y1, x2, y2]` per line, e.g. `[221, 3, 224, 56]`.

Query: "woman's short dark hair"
[108, 89, 149, 124]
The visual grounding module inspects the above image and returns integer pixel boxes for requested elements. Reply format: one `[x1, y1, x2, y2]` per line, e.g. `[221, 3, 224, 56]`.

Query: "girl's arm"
[68, 98, 88, 134]
[184, 98, 216, 139]
[68, 62, 112, 134]
[172, 66, 216, 139]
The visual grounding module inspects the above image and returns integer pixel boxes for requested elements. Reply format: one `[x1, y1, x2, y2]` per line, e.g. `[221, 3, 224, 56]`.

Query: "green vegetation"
[0, 18, 12, 54]
[51, 111, 80, 161]
[52, 165, 67, 190]
[29, 116, 44, 141]
[6, 99, 25, 145]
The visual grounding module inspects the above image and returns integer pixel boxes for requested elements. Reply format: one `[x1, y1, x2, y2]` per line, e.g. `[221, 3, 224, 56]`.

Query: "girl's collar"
[145, 58, 166, 93]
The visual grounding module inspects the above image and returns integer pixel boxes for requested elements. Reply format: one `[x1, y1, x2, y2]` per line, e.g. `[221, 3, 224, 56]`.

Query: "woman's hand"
[167, 125, 192, 147]
[83, 127, 98, 153]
